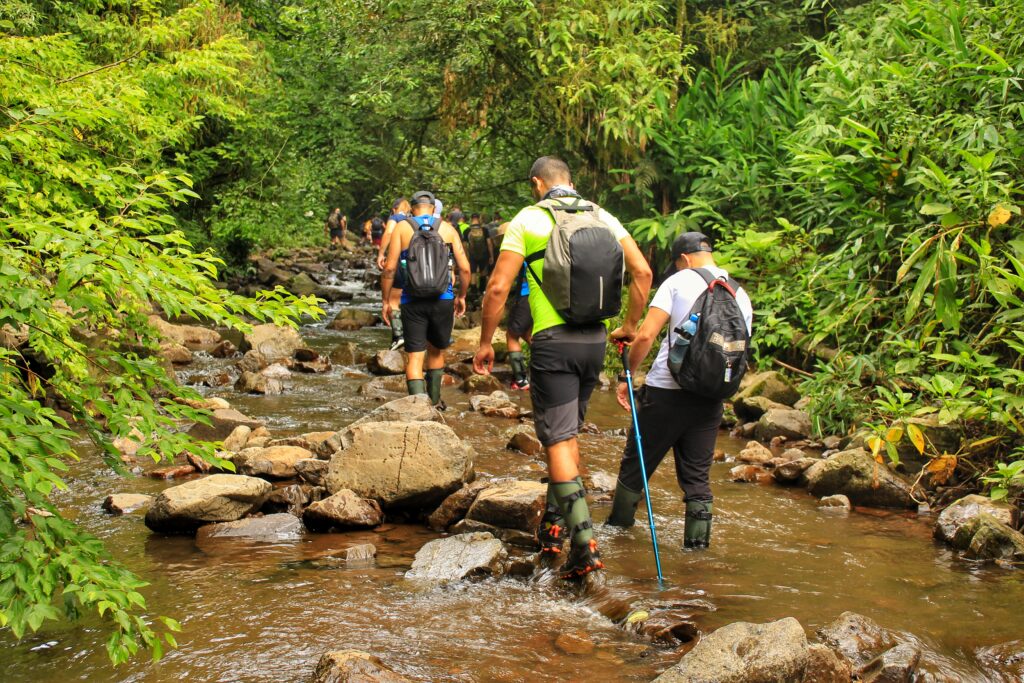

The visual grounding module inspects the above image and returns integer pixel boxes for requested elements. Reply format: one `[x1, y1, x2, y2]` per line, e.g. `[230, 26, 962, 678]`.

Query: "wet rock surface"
[804, 449, 917, 509]
[102, 493, 152, 515]
[427, 480, 490, 531]
[311, 650, 410, 683]
[303, 489, 383, 530]
[465, 480, 546, 533]
[241, 323, 304, 362]
[755, 408, 812, 441]
[816, 612, 896, 672]
[368, 349, 406, 375]
[934, 494, 1014, 545]
[405, 532, 507, 582]
[232, 445, 314, 479]
[144, 474, 272, 533]
[195, 513, 302, 543]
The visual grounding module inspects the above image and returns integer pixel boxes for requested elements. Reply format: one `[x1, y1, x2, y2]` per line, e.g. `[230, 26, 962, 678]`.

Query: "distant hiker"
[607, 232, 752, 550]
[369, 215, 386, 246]
[473, 156, 652, 579]
[505, 263, 532, 391]
[382, 191, 470, 408]
[378, 197, 412, 350]
[465, 212, 494, 300]
[325, 207, 346, 247]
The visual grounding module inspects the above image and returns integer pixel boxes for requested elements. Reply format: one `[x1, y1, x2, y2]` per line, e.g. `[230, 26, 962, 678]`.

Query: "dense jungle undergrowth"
[1, 0, 1022, 665]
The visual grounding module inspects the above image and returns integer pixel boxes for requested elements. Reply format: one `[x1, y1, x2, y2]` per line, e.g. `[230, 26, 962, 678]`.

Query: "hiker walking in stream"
[382, 191, 469, 408]
[325, 207, 346, 247]
[505, 263, 532, 391]
[378, 197, 412, 350]
[607, 232, 753, 550]
[473, 156, 652, 579]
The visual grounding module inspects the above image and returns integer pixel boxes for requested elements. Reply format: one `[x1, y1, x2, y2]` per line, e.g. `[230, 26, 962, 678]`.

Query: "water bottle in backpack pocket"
[668, 313, 700, 370]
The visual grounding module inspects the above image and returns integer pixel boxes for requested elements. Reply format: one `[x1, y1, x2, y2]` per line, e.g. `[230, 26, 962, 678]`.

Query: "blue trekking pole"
[617, 342, 665, 585]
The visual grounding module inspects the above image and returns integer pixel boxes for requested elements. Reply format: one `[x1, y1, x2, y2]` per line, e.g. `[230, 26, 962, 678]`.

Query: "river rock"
[329, 342, 370, 366]
[102, 493, 152, 515]
[327, 308, 380, 331]
[737, 440, 774, 465]
[934, 494, 1014, 545]
[802, 644, 851, 683]
[303, 489, 383, 530]
[368, 349, 406, 375]
[976, 641, 1024, 680]
[358, 375, 408, 398]
[261, 363, 291, 380]
[733, 395, 790, 422]
[241, 323, 304, 362]
[654, 617, 809, 682]
[859, 642, 921, 683]
[148, 464, 197, 479]
[262, 484, 313, 515]
[755, 408, 812, 441]
[735, 371, 800, 407]
[325, 421, 474, 509]
[952, 513, 1024, 561]
[233, 446, 314, 479]
[235, 370, 284, 395]
[463, 373, 505, 394]
[288, 272, 318, 297]
[189, 408, 264, 442]
[311, 650, 410, 683]
[237, 349, 268, 373]
[210, 339, 237, 358]
[144, 474, 272, 533]
[466, 480, 545, 533]
[347, 394, 443, 431]
[554, 631, 595, 655]
[895, 416, 961, 470]
[427, 480, 490, 531]
[470, 392, 521, 418]
[222, 425, 251, 452]
[148, 315, 222, 351]
[773, 458, 819, 484]
[505, 425, 542, 455]
[295, 458, 330, 487]
[450, 519, 536, 548]
[818, 494, 851, 511]
[816, 612, 895, 672]
[159, 342, 192, 365]
[293, 349, 331, 373]
[195, 513, 302, 543]
[405, 532, 507, 582]
[804, 449, 916, 509]
[730, 464, 772, 484]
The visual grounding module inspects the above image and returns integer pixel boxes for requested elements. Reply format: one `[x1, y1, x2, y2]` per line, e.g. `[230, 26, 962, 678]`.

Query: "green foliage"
[0, 0, 319, 663]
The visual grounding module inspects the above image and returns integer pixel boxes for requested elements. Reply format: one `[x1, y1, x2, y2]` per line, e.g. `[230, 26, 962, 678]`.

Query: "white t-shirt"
[644, 266, 754, 390]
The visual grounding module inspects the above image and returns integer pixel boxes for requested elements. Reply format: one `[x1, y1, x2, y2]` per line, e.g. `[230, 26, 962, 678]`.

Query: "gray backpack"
[524, 196, 624, 325]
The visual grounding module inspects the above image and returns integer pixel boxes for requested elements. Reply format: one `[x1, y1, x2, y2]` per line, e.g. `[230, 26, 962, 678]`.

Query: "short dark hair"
[529, 156, 571, 185]
[392, 197, 406, 211]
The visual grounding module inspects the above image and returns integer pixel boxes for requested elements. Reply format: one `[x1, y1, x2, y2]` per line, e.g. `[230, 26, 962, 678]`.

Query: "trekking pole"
[616, 342, 665, 585]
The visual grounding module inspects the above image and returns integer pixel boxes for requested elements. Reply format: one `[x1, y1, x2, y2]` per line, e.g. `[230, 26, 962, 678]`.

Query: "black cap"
[411, 190, 435, 206]
[449, 210, 464, 223]
[662, 232, 713, 281]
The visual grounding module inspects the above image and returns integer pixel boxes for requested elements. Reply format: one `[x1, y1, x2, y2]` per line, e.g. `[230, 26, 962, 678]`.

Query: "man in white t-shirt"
[607, 232, 753, 550]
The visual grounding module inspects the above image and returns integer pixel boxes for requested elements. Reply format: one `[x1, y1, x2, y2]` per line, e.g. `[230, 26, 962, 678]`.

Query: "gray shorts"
[528, 324, 606, 447]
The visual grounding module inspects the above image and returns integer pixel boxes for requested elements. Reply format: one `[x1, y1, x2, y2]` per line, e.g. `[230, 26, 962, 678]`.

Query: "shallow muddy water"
[3, 271, 1023, 682]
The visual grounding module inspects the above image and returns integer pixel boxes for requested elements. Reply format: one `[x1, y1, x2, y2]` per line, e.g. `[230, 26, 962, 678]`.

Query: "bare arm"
[616, 307, 670, 411]
[474, 250, 523, 374]
[611, 234, 653, 341]
[380, 226, 404, 323]
[377, 219, 397, 269]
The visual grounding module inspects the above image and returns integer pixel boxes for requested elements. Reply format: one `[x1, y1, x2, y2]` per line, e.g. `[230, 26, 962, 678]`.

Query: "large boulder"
[195, 513, 302, 543]
[816, 612, 896, 673]
[368, 350, 406, 375]
[934, 494, 1014, 545]
[295, 459, 330, 487]
[287, 272, 318, 297]
[859, 643, 922, 683]
[235, 371, 284, 395]
[303, 489, 383, 531]
[735, 371, 800, 407]
[505, 425, 542, 456]
[241, 323, 304, 362]
[653, 617, 810, 682]
[325, 421, 474, 509]
[427, 480, 490, 531]
[188, 409, 264, 443]
[773, 458, 819, 484]
[733, 395, 790, 422]
[405, 532, 507, 582]
[329, 342, 370, 366]
[465, 480, 545, 533]
[358, 375, 408, 398]
[347, 394, 443, 430]
[144, 474, 271, 533]
[951, 513, 1024, 561]
[148, 315, 222, 351]
[311, 650, 410, 683]
[470, 392, 523, 419]
[804, 449, 917, 509]
[222, 425, 251, 452]
[233, 446, 315, 479]
[327, 308, 380, 331]
[755, 408, 812, 441]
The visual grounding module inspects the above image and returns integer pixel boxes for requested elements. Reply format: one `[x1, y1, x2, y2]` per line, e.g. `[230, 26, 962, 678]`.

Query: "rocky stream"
[2, 247, 1023, 682]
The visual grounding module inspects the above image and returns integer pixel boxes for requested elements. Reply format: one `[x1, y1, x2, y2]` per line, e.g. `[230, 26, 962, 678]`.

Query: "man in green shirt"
[473, 156, 652, 579]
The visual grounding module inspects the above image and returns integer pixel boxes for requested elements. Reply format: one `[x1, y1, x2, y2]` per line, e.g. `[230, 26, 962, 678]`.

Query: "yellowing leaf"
[906, 423, 925, 455]
[988, 205, 1011, 227]
[967, 436, 1000, 451]
[885, 426, 904, 444]
[924, 455, 958, 485]
[868, 436, 883, 457]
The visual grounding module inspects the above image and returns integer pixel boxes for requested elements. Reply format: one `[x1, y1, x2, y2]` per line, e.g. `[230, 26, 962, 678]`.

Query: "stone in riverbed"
[222, 425, 251, 452]
[325, 421, 474, 509]
[405, 532, 507, 582]
[159, 342, 192, 365]
[144, 474, 272, 534]
[730, 464, 772, 484]
[804, 449, 917, 509]
[240, 323, 304, 362]
[327, 307, 380, 331]
[470, 391, 521, 418]
[368, 349, 406, 375]
[818, 494, 851, 511]
[554, 631, 595, 655]
[358, 375, 408, 399]
[235, 370, 284, 395]
[802, 644, 852, 683]
[237, 349, 268, 373]
[462, 373, 505, 394]
[329, 342, 370, 366]
[734, 370, 800, 407]
[465, 480, 546, 533]
[210, 339, 237, 358]
[295, 458, 330, 487]
[303, 489, 383, 531]
[103, 493, 152, 515]
[346, 394, 443, 431]
[505, 425, 542, 455]
[450, 519, 536, 548]
[934, 494, 1014, 545]
[859, 642, 922, 683]
[816, 611, 896, 672]
[733, 395, 789, 422]
[653, 617, 809, 683]
[148, 315, 222, 351]
[311, 650, 410, 683]
[736, 440, 774, 465]
[188, 408, 264, 442]
[953, 513, 1024, 561]
[195, 513, 302, 543]
[773, 458, 819, 484]
[427, 480, 490, 531]
[233, 446, 314, 479]
[148, 464, 196, 479]
[755, 408, 812, 441]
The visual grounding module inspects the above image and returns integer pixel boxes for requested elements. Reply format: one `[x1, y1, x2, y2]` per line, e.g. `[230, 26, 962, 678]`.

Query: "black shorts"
[469, 255, 490, 274]
[329, 228, 344, 240]
[506, 295, 532, 338]
[400, 298, 455, 353]
[529, 324, 606, 447]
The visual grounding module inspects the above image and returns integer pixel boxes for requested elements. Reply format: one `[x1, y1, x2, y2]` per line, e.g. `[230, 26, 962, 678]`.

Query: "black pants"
[617, 385, 723, 500]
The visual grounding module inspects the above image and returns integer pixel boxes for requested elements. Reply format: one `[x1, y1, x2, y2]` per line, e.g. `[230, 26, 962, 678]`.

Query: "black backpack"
[525, 196, 624, 325]
[669, 268, 750, 399]
[402, 217, 452, 299]
[370, 217, 385, 238]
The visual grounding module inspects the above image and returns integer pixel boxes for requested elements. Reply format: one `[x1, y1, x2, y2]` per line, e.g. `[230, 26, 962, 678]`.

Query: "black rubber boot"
[606, 481, 643, 528]
[406, 378, 426, 396]
[684, 499, 713, 549]
[426, 368, 444, 408]
[552, 479, 603, 579]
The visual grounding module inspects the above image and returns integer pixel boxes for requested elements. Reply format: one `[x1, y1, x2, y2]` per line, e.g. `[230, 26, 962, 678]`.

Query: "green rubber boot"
[406, 378, 426, 397]
[390, 312, 404, 349]
[684, 499, 713, 549]
[606, 481, 643, 528]
[426, 368, 445, 408]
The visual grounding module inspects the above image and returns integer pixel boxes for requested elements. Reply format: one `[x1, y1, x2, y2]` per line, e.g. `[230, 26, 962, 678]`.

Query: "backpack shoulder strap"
[694, 267, 739, 297]
[536, 197, 594, 214]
